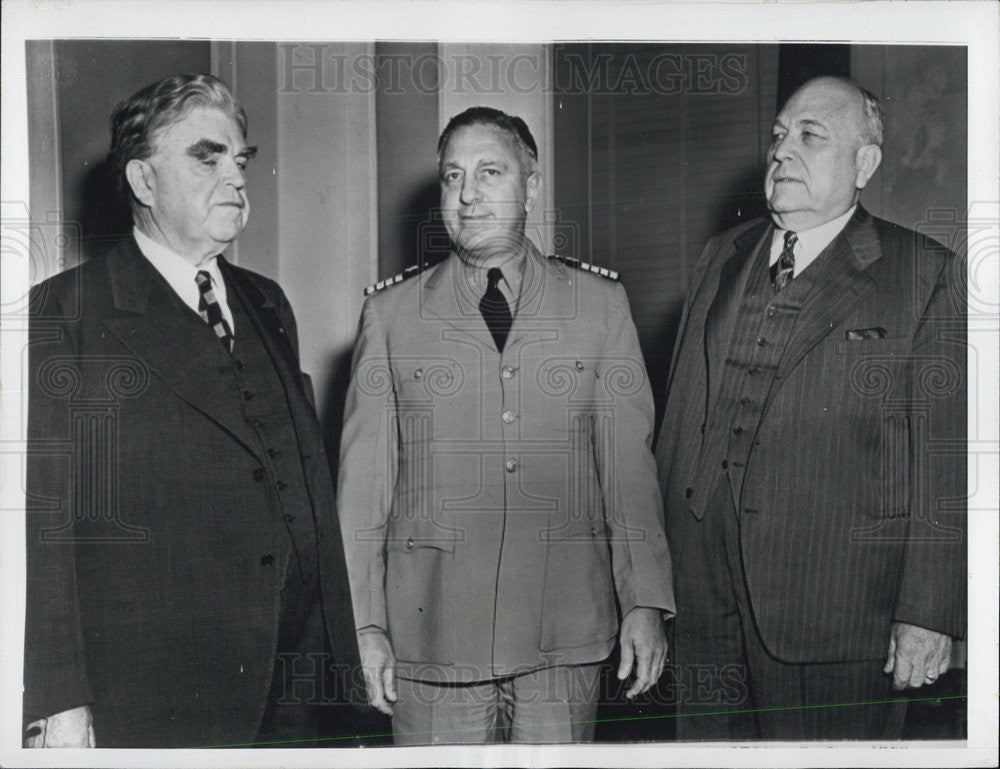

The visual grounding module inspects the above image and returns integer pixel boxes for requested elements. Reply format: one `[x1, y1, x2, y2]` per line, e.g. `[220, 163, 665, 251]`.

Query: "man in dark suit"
[24, 73, 360, 748]
[338, 107, 674, 744]
[655, 77, 966, 740]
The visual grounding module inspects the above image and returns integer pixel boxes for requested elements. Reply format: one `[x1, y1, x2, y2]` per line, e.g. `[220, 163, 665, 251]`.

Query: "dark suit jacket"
[655, 207, 967, 663]
[24, 235, 361, 747]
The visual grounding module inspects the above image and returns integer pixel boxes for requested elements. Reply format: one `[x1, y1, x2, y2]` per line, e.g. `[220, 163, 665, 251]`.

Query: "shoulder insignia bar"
[547, 254, 619, 281]
[364, 263, 427, 297]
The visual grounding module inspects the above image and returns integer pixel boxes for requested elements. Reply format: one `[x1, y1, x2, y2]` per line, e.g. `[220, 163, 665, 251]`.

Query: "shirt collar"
[133, 226, 225, 292]
[770, 205, 856, 275]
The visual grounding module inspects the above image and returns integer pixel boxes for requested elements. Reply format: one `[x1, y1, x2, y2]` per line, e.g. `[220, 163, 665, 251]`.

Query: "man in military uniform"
[338, 106, 675, 744]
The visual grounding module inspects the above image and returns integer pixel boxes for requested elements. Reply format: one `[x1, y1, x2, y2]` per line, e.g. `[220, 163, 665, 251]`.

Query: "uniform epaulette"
[547, 254, 620, 281]
[364, 263, 426, 297]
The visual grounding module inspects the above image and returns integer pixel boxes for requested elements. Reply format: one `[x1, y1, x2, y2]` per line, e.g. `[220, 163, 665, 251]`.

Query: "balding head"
[765, 76, 884, 231]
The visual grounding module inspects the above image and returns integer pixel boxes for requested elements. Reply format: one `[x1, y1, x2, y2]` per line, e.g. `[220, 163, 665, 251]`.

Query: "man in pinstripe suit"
[655, 77, 966, 739]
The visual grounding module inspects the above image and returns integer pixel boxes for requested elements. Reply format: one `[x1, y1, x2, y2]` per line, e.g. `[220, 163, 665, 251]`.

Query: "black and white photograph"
[1, 1, 997, 766]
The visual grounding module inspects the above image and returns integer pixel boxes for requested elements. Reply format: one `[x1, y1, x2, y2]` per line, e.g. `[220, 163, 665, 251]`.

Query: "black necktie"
[771, 231, 797, 293]
[195, 270, 235, 353]
[479, 267, 513, 352]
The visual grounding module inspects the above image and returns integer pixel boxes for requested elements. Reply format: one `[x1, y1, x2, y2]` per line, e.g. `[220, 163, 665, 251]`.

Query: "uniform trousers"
[391, 663, 601, 744]
[671, 480, 907, 740]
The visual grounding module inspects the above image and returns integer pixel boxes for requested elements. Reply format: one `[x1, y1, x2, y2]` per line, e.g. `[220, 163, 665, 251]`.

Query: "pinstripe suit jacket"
[655, 207, 967, 663]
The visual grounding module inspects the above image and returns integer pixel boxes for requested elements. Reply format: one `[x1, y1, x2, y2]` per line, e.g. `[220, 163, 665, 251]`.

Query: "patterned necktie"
[771, 230, 797, 293]
[195, 270, 235, 353]
[479, 267, 513, 352]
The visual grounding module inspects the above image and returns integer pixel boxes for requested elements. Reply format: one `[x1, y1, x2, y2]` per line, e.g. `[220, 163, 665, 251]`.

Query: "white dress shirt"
[769, 205, 857, 278]
[132, 227, 235, 333]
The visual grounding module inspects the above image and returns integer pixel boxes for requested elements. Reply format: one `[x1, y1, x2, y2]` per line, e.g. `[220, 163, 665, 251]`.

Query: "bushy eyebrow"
[186, 139, 227, 159]
[186, 140, 259, 160]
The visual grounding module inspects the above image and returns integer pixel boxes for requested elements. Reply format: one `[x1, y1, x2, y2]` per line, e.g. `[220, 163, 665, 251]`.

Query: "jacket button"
[757, 336, 767, 347]
[733, 426, 743, 436]
[405, 538, 414, 550]
[501, 366, 515, 379]
[721, 459, 728, 469]
[740, 397, 750, 406]
[502, 409, 516, 424]
[766, 305, 776, 318]
[590, 527, 598, 538]
[277, 481, 288, 491]
[685, 487, 693, 499]
[234, 359, 244, 370]
[252, 467, 265, 482]
[243, 390, 254, 400]
[505, 458, 518, 473]
[575, 360, 584, 370]
[268, 448, 280, 458]
[414, 369, 423, 379]
[260, 553, 275, 566]
[747, 366, 759, 376]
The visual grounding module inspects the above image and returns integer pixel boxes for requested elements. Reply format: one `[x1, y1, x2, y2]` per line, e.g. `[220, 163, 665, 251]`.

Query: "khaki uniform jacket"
[338, 246, 675, 683]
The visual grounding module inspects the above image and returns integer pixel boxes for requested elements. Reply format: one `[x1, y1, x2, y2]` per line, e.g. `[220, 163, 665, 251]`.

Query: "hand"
[883, 621, 953, 690]
[357, 628, 397, 716]
[24, 705, 95, 748]
[616, 606, 668, 699]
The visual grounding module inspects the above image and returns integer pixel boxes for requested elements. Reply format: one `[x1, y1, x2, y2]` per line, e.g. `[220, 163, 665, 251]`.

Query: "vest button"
[414, 369, 423, 379]
[243, 390, 254, 400]
[721, 459, 728, 469]
[733, 426, 744, 436]
[505, 458, 518, 473]
[747, 366, 759, 375]
[277, 481, 288, 491]
[685, 487, 693, 499]
[405, 538, 414, 550]
[501, 366, 515, 379]
[757, 336, 767, 346]
[260, 553, 275, 566]
[252, 467, 265, 482]
[740, 396, 750, 406]
[590, 527, 598, 538]
[766, 305, 776, 318]
[234, 359, 244, 370]
[575, 360, 585, 371]
[502, 409, 516, 424]
[268, 448, 280, 458]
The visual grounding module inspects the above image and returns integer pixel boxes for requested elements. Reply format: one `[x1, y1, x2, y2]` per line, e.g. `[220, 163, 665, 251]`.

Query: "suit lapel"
[221, 260, 298, 380]
[420, 256, 492, 346]
[774, 207, 882, 381]
[101, 237, 263, 460]
[505, 245, 574, 350]
[703, 220, 771, 365]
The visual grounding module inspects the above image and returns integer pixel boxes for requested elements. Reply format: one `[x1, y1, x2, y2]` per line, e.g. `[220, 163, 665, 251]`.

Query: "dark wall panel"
[553, 43, 779, 422]
[53, 40, 212, 263]
[375, 41, 441, 279]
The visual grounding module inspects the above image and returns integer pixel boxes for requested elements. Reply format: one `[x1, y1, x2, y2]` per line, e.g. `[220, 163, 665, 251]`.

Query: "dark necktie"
[479, 267, 513, 352]
[195, 270, 235, 353]
[770, 231, 797, 293]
